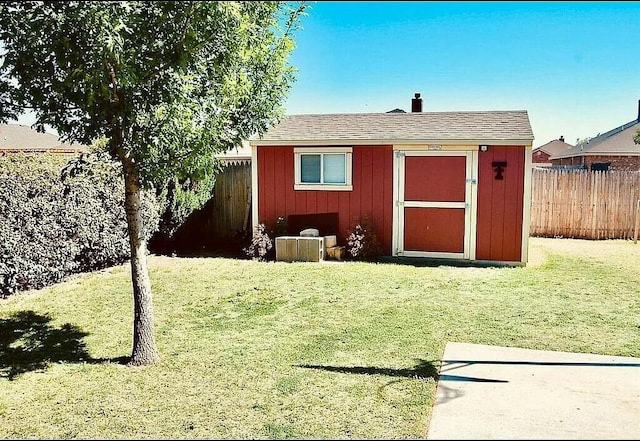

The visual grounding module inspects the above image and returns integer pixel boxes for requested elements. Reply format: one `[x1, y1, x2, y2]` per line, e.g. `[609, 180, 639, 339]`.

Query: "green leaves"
[0, 153, 162, 297]
[0, 1, 307, 189]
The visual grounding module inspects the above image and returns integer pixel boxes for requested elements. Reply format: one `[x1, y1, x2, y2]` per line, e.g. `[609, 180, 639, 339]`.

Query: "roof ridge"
[284, 110, 529, 118]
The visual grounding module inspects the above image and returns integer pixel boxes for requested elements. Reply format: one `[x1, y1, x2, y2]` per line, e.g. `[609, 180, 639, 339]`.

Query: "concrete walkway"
[427, 342, 640, 440]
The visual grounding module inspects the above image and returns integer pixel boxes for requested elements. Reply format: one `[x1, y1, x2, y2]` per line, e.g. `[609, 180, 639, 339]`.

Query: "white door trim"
[391, 150, 405, 256]
[403, 201, 467, 209]
[251, 144, 259, 232]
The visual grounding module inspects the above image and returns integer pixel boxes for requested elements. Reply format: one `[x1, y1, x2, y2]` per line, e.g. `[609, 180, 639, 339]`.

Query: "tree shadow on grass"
[0, 310, 128, 381]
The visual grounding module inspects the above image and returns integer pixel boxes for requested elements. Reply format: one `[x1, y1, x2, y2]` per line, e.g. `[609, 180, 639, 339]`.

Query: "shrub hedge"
[0, 153, 162, 297]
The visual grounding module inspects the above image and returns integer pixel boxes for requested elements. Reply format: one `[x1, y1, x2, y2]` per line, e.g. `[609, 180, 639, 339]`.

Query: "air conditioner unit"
[275, 236, 324, 262]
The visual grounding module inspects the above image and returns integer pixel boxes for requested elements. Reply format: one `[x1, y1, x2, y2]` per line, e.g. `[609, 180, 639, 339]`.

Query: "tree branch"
[105, 60, 119, 103]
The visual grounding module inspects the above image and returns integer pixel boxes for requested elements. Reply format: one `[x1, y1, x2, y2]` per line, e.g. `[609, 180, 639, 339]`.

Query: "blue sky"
[283, 1, 640, 146]
[13, 1, 640, 147]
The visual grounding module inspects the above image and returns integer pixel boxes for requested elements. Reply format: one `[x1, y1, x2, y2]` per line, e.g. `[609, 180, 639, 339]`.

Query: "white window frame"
[294, 147, 353, 191]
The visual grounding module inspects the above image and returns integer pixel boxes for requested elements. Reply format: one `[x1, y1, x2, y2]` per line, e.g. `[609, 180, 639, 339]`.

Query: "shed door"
[394, 151, 477, 259]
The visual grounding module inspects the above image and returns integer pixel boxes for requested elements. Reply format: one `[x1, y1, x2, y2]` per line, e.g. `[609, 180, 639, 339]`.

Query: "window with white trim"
[294, 147, 353, 191]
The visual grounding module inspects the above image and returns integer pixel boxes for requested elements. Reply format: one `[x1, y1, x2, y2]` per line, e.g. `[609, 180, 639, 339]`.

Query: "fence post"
[591, 171, 598, 239]
[634, 199, 640, 244]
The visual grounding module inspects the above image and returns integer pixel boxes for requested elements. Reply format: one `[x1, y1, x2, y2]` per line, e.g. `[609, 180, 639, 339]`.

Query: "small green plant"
[243, 223, 273, 261]
[346, 221, 382, 261]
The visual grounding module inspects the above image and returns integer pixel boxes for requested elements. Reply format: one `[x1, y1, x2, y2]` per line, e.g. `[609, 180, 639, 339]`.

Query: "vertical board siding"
[476, 146, 526, 262]
[361, 147, 374, 228]
[503, 146, 525, 261]
[258, 145, 394, 254]
[371, 149, 387, 248]
[382, 150, 394, 251]
[530, 169, 640, 239]
[274, 149, 286, 218]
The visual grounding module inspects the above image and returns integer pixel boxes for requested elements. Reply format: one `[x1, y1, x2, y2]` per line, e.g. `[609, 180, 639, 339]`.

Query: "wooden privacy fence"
[151, 161, 252, 254]
[530, 169, 640, 240]
[209, 162, 252, 240]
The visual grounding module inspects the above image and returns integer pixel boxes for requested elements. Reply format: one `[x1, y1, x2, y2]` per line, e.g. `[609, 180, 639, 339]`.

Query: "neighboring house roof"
[215, 140, 251, 165]
[0, 123, 87, 153]
[250, 111, 534, 146]
[533, 138, 574, 157]
[550, 119, 640, 159]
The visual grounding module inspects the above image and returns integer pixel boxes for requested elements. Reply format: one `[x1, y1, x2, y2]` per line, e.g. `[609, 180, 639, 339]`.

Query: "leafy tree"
[0, 1, 306, 366]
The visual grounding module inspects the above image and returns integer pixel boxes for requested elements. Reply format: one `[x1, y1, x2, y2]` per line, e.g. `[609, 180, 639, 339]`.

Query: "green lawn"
[1, 237, 639, 439]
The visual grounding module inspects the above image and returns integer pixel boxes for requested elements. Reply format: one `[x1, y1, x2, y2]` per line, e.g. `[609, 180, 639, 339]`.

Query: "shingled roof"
[534, 138, 574, 156]
[0, 123, 87, 153]
[550, 120, 640, 159]
[250, 111, 534, 146]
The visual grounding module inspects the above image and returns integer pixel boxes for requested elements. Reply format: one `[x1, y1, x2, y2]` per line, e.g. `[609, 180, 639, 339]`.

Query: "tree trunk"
[122, 160, 160, 366]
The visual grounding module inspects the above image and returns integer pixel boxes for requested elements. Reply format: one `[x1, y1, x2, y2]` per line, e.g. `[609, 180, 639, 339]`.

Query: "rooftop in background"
[533, 137, 574, 156]
[0, 124, 87, 154]
[550, 119, 640, 159]
[250, 110, 534, 146]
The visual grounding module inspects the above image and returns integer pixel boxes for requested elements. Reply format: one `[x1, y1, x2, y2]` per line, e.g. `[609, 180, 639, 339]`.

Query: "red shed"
[250, 101, 534, 265]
